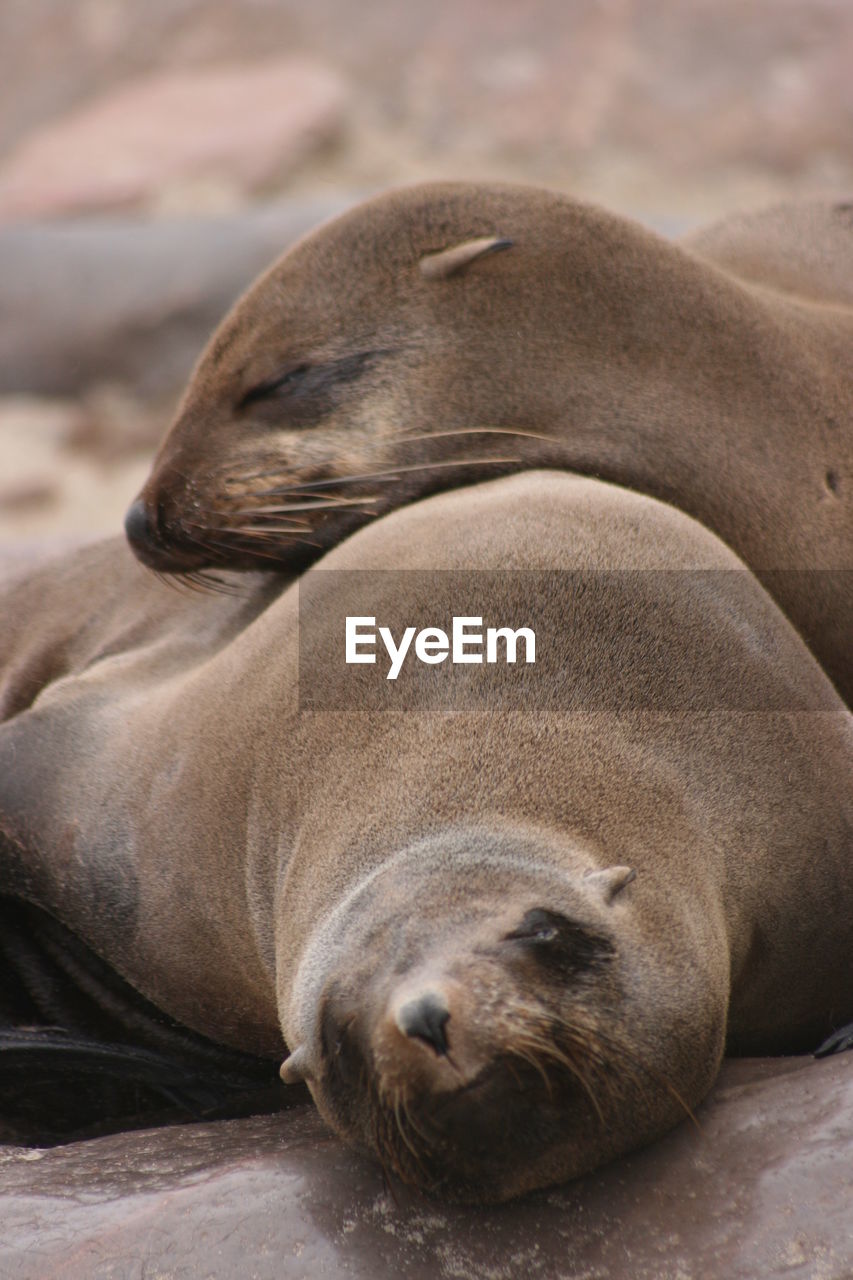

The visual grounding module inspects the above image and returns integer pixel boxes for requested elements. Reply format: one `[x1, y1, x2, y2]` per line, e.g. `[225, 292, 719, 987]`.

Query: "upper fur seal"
[125, 183, 852, 703]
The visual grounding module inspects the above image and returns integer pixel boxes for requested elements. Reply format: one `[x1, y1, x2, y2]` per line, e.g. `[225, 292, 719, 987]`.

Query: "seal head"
[281, 830, 718, 1204]
[125, 189, 538, 575]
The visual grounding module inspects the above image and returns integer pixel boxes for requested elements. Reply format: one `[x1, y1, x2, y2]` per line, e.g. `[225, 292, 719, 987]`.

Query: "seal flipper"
[0, 896, 294, 1145]
[0, 1028, 282, 1143]
[814, 1024, 853, 1056]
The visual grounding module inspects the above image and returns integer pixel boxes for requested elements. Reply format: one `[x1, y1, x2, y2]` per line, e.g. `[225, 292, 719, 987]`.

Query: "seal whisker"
[392, 1089, 425, 1167]
[372, 1106, 398, 1187]
[228, 525, 321, 536]
[229, 509, 315, 523]
[151, 568, 192, 595]
[516, 1025, 612, 1124]
[202, 537, 299, 563]
[400, 1095, 432, 1146]
[507, 1042, 556, 1101]
[232, 511, 379, 532]
[389, 426, 554, 445]
[230, 427, 550, 487]
[376, 1093, 412, 1186]
[574, 1024, 696, 1128]
[162, 565, 248, 596]
[558, 1025, 642, 1103]
[257, 456, 522, 499]
[510, 1017, 636, 1128]
[147, 562, 223, 595]
[170, 570, 215, 595]
[240, 456, 516, 497]
[232, 498, 381, 515]
[543, 1041, 607, 1126]
[629, 1058, 703, 1134]
[180, 517, 305, 545]
[192, 571, 247, 597]
[503, 1057, 525, 1092]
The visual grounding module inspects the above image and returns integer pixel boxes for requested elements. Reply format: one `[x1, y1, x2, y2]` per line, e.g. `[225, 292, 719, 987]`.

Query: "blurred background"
[1, 0, 851, 553]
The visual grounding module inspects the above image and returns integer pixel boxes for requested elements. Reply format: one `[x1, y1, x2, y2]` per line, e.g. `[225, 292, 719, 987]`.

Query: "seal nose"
[124, 497, 157, 554]
[396, 992, 450, 1056]
[124, 493, 210, 572]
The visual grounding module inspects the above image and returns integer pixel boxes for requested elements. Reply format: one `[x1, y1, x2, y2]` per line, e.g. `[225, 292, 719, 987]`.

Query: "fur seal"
[5, 472, 853, 1201]
[681, 198, 853, 307]
[124, 183, 853, 705]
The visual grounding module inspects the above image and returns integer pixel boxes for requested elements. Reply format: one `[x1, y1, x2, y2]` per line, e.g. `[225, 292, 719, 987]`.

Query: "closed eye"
[505, 918, 559, 944]
[236, 349, 393, 414]
[237, 364, 311, 410]
[502, 907, 614, 974]
[503, 908, 567, 945]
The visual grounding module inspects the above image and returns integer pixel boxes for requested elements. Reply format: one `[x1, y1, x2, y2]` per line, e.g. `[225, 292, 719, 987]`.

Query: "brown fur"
[4, 473, 853, 1201]
[127, 182, 852, 704]
[682, 199, 853, 306]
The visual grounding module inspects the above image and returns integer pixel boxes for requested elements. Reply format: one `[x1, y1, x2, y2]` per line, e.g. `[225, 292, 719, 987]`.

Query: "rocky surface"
[0, 396, 149, 545]
[1, 0, 852, 223]
[1, 1055, 851, 1280]
[0, 59, 347, 223]
[0, 197, 353, 401]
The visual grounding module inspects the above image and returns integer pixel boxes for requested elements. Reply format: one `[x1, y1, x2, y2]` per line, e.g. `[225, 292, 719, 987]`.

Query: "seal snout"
[124, 493, 209, 572]
[395, 991, 450, 1056]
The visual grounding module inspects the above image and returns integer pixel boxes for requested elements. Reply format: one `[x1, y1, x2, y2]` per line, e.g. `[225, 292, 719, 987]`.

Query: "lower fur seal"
[125, 183, 852, 704]
[4, 473, 853, 1200]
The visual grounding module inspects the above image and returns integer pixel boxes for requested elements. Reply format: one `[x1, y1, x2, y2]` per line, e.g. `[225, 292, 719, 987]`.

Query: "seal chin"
[308, 965, 624, 1203]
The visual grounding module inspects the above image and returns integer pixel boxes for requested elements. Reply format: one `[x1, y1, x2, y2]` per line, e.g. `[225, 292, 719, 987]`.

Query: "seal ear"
[584, 866, 637, 904]
[280, 1044, 314, 1084]
[419, 236, 514, 281]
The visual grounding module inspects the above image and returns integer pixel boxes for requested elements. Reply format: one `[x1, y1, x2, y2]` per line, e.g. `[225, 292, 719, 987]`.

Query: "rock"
[0, 59, 347, 222]
[0, 196, 355, 401]
[2, 0, 853, 217]
[0, 479, 58, 514]
[1, 1055, 851, 1279]
[0, 396, 150, 544]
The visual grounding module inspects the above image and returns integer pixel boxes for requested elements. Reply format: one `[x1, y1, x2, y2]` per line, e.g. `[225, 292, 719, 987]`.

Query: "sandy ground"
[0, 396, 153, 558]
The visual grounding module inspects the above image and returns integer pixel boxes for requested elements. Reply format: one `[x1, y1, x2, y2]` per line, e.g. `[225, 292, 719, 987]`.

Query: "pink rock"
[0, 59, 347, 222]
